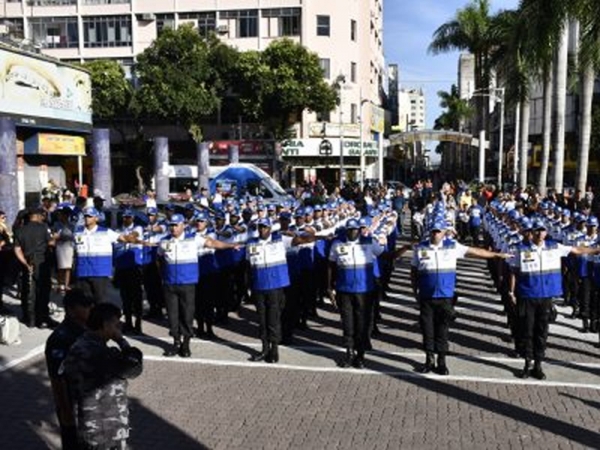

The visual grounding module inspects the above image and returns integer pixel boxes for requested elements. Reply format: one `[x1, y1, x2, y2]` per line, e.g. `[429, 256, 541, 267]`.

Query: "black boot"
[252, 340, 269, 362]
[580, 318, 590, 333]
[205, 325, 216, 340]
[532, 360, 546, 380]
[436, 353, 449, 375]
[164, 338, 181, 357]
[418, 352, 435, 374]
[179, 336, 191, 358]
[570, 305, 580, 319]
[133, 319, 142, 335]
[339, 348, 354, 368]
[520, 359, 532, 378]
[122, 317, 134, 334]
[590, 320, 599, 333]
[268, 342, 279, 364]
[353, 350, 365, 369]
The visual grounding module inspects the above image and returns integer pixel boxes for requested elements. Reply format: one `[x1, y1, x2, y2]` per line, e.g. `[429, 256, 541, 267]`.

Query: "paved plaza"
[1, 254, 600, 449]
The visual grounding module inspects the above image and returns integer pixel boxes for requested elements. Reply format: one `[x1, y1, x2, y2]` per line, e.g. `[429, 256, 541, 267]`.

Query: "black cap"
[63, 288, 94, 309]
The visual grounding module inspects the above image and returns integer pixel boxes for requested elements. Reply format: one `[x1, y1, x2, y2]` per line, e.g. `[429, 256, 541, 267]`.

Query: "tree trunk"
[575, 64, 595, 193]
[519, 100, 531, 189]
[538, 69, 553, 196]
[552, 24, 569, 193]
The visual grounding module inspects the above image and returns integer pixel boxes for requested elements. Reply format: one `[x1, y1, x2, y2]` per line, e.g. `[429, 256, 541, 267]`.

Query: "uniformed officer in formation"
[411, 206, 509, 375]
[507, 218, 600, 379]
[158, 213, 239, 358]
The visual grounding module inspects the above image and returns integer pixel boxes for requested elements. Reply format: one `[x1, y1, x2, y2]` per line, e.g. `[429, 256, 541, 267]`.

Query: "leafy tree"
[131, 25, 220, 131]
[81, 59, 132, 120]
[235, 39, 338, 139]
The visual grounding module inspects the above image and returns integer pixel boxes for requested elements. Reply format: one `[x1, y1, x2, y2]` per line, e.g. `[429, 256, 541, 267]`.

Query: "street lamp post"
[338, 75, 346, 189]
[359, 92, 370, 190]
[470, 87, 506, 186]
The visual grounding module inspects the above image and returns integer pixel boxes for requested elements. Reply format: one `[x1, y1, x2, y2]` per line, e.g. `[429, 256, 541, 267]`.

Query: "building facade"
[0, 0, 387, 187]
[397, 88, 425, 131]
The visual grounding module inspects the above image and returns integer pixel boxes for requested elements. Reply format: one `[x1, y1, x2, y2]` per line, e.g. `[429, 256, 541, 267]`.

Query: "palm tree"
[489, 8, 533, 189]
[518, 0, 567, 195]
[573, 0, 600, 193]
[429, 0, 495, 132]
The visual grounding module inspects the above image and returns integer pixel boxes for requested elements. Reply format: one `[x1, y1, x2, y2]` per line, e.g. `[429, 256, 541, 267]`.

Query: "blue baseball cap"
[83, 207, 99, 218]
[346, 219, 360, 230]
[294, 207, 304, 218]
[562, 209, 571, 217]
[257, 218, 272, 227]
[430, 220, 447, 232]
[587, 216, 599, 227]
[532, 219, 547, 231]
[314, 204, 323, 212]
[122, 209, 135, 217]
[196, 211, 209, 222]
[169, 214, 185, 225]
[359, 217, 371, 228]
[279, 211, 292, 220]
[520, 217, 533, 231]
[304, 206, 314, 215]
[147, 207, 158, 215]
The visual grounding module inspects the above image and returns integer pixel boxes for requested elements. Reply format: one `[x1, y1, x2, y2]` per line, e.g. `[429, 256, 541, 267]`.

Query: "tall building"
[387, 63, 399, 128]
[0, 0, 384, 137]
[458, 53, 475, 100]
[0, 0, 386, 185]
[398, 88, 425, 131]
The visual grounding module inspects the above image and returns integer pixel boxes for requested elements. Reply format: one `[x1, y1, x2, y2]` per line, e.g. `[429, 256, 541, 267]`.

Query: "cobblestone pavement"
[1, 252, 600, 449]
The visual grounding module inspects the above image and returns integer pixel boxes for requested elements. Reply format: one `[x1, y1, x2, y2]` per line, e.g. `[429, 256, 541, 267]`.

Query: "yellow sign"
[24, 133, 86, 156]
[369, 104, 385, 133]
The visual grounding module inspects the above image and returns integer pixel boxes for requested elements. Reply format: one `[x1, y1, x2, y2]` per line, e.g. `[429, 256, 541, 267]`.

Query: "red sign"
[210, 140, 275, 156]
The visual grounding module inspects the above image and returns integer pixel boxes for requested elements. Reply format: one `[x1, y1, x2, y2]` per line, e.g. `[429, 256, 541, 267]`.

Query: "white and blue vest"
[159, 232, 202, 285]
[246, 232, 290, 292]
[74, 226, 117, 278]
[414, 239, 462, 299]
[516, 240, 564, 299]
[329, 236, 381, 294]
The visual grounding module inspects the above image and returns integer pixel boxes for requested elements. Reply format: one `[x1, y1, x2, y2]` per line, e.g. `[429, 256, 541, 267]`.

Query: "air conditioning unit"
[139, 13, 155, 22]
[0, 25, 8, 35]
[216, 25, 229, 34]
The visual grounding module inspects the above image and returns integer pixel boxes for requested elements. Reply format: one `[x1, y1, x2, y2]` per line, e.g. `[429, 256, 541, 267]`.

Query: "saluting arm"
[569, 246, 600, 257]
[465, 247, 511, 260]
[204, 237, 241, 251]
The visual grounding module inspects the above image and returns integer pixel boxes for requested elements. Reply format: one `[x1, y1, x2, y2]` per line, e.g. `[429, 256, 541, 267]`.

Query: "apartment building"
[397, 87, 425, 131]
[1, 1, 383, 134]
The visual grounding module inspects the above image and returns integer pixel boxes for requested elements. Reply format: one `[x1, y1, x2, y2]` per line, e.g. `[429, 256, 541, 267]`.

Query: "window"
[316, 110, 331, 123]
[350, 62, 357, 83]
[319, 58, 330, 79]
[179, 12, 216, 36]
[351, 104, 358, 124]
[262, 8, 301, 37]
[1, 18, 24, 39]
[83, 15, 132, 48]
[351, 19, 357, 41]
[156, 14, 175, 35]
[27, 0, 76, 5]
[82, 0, 129, 4]
[30, 17, 79, 48]
[220, 10, 258, 38]
[317, 15, 330, 36]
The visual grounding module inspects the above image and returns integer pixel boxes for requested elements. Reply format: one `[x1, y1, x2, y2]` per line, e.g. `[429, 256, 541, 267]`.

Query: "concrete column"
[154, 137, 169, 203]
[0, 118, 18, 225]
[478, 129, 486, 183]
[92, 128, 112, 205]
[228, 144, 239, 164]
[197, 141, 210, 191]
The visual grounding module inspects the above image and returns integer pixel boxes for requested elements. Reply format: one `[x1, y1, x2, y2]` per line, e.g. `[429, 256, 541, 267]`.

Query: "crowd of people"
[3, 177, 600, 449]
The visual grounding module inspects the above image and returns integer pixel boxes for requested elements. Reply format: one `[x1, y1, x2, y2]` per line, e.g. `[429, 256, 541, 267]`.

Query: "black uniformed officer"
[13, 207, 57, 328]
[45, 288, 94, 450]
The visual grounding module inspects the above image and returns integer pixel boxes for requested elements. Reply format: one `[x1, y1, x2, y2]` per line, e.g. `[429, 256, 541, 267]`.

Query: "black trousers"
[195, 274, 216, 330]
[142, 262, 164, 313]
[282, 281, 301, 340]
[254, 288, 285, 344]
[214, 269, 234, 320]
[338, 292, 371, 353]
[76, 277, 110, 304]
[115, 267, 143, 323]
[299, 269, 316, 320]
[20, 259, 51, 326]
[164, 283, 195, 339]
[591, 286, 600, 324]
[419, 297, 453, 354]
[578, 276, 593, 319]
[519, 297, 552, 361]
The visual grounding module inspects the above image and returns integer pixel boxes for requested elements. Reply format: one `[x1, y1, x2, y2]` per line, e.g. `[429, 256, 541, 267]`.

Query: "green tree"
[429, 0, 496, 131]
[81, 59, 132, 120]
[235, 39, 338, 139]
[131, 25, 220, 131]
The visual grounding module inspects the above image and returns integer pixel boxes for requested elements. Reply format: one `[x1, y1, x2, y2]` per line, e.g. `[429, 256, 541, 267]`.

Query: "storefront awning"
[23, 133, 85, 156]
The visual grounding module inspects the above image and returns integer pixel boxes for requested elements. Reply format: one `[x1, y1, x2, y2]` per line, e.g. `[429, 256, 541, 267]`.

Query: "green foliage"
[131, 25, 220, 126]
[234, 39, 338, 139]
[433, 85, 473, 130]
[81, 60, 132, 120]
